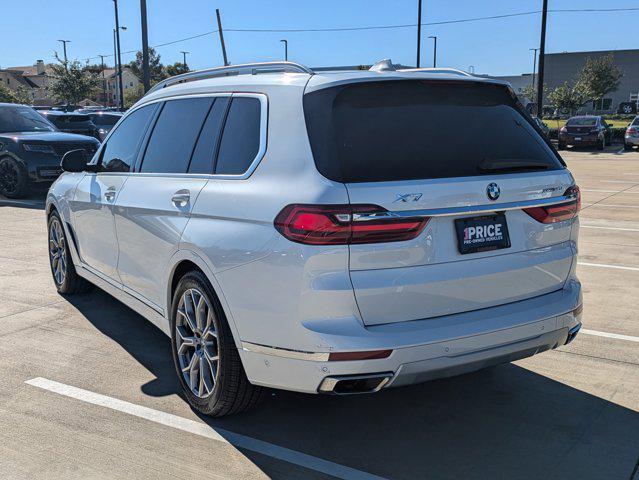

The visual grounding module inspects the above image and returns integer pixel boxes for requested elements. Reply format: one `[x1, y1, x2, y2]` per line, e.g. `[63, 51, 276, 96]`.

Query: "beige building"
[4, 60, 55, 105]
[98, 67, 140, 106]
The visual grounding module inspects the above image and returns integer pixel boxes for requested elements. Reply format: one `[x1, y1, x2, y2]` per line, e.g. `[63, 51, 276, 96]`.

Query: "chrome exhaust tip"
[565, 323, 582, 345]
[318, 373, 393, 395]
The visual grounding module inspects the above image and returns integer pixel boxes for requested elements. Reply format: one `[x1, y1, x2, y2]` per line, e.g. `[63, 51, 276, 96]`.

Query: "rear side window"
[189, 97, 230, 174]
[215, 97, 261, 175]
[633, 117, 639, 126]
[304, 80, 563, 183]
[140, 97, 214, 173]
[101, 104, 157, 173]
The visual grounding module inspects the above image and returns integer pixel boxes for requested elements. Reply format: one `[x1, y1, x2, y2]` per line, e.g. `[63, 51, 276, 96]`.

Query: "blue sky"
[2, 0, 638, 76]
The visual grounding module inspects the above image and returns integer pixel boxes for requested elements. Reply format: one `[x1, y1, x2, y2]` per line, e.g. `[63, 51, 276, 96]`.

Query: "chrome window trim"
[92, 91, 267, 180]
[353, 193, 578, 221]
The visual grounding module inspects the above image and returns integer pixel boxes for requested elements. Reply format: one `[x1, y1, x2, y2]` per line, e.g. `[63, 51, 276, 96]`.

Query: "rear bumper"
[625, 136, 639, 146]
[559, 135, 599, 146]
[239, 280, 582, 393]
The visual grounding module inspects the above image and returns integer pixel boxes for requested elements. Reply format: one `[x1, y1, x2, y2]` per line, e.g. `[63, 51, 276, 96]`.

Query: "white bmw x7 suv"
[46, 61, 583, 416]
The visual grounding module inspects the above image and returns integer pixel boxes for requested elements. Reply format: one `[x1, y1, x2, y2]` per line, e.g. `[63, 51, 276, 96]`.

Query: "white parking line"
[581, 225, 639, 232]
[577, 262, 639, 272]
[602, 180, 639, 184]
[580, 329, 639, 343]
[25, 377, 388, 480]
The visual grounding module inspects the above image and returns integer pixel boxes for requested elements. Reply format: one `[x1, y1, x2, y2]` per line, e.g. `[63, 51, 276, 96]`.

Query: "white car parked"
[46, 61, 583, 416]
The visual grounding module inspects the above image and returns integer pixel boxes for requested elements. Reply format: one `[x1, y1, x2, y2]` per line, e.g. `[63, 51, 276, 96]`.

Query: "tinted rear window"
[566, 117, 597, 127]
[215, 97, 261, 175]
[304, 80, 563, 183]
[632, 117, 639, 126]
[90, 114, 120, 126]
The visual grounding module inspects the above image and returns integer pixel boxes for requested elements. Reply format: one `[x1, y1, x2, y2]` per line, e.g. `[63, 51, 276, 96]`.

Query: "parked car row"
[0, 103, 101, 197]
[558, 116, 612, 150]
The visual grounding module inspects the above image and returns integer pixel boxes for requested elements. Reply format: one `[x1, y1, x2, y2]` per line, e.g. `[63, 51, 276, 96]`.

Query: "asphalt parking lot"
[0, 146, 638, 480]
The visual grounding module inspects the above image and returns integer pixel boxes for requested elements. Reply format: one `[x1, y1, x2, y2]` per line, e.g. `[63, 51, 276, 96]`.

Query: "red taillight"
[274, 204, 429, 245]
[524, 185, 581, 223]
[627, 127, 638, 135]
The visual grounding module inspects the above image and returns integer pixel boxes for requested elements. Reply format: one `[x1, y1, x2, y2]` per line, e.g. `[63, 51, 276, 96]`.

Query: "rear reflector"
[328, 349, 393, 361]
[274, 204, 429, 245]
[523, 185, 581, 223]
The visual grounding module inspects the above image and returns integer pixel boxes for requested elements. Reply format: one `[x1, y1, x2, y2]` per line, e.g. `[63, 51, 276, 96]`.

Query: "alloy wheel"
[49, 218, 67, 285]
[175, 288, 219, 398]
[0, 159, 19, 196]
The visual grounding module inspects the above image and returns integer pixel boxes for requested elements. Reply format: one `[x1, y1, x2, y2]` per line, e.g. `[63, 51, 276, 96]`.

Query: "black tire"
[0, 156, 29, 199]
[625, 143, 633, 151]
[557, 142, 565, 150]
[597, 137, 604, 151]
[170, 271, 263, 417]
[47, 211, 93, 294]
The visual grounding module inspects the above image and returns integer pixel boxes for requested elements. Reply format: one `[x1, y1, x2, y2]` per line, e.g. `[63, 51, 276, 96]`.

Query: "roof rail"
[398, 67, 474, 77]
[147, 61, 314, 94]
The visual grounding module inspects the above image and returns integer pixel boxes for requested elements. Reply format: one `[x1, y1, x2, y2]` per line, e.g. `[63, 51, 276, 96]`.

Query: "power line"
[84, 7, 639, 62]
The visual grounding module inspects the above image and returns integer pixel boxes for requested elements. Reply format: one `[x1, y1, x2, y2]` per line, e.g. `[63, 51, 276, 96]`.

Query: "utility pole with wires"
[280, 39, 288, 61]
[57, 39, 70, 69]
[215, 9, 229, 66]
[416, 0, 422, 67]
[536, 0, 548, 118]
[180, 51, 190, 70]
[113, 0, 125, 110]
[140, 0, 151, 92]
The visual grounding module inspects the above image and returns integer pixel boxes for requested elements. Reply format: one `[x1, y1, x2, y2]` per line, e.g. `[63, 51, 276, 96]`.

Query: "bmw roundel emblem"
[486, 183, 500, 201]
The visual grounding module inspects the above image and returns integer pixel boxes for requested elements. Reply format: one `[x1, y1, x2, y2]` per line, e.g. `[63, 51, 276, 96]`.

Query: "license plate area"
[455, 214, 511, 254]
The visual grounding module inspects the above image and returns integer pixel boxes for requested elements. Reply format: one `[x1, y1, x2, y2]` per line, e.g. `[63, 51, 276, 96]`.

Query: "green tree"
[577, 53, 623, 107]
[165, 62, 190, 77]
[13, 86, 33, 104]
[129, 47, 166, 84]
[49, 55, 100, 105]
[0, 83, 18, 103]
[124, 84, 145, 109]
[547, 81, 587, 115]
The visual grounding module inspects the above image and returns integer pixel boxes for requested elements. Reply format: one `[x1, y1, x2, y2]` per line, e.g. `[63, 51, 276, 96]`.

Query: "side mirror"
[61, 149, 89, 172]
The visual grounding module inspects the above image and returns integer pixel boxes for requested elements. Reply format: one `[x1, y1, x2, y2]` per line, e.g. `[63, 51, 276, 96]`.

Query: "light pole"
[529, 48, 539, 102]
[99, 55, 107, 106]
[280, 39, 288, 61]
[57, 39, 70, 68]
[536, 0, 549, 118]
[416, 0, 422, 67]
[113, 0, 125, 110]
[180, 51, 190, 70]
[428, 36, 437, 67]
[140, 0, 151, 92]
[112, 25, 126, 110]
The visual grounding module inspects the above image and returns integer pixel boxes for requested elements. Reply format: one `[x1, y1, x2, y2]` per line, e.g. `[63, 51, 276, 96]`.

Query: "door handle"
[171, 190, 190, 207]
[104, 187, 117, 202]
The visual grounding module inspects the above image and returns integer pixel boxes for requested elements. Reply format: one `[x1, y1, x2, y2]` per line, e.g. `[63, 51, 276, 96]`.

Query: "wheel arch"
[165, 251, 243, 349]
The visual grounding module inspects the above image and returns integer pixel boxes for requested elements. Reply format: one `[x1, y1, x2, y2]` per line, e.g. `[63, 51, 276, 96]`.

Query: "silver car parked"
[46, 61, 583, 416]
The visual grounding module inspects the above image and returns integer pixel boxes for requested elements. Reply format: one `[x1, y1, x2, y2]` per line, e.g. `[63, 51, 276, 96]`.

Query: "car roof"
[138, 63, 509, 107]
[40, 110, 90, 117]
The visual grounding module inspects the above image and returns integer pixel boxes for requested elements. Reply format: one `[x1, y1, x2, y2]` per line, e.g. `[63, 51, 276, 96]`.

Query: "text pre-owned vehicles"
[0, 103, 99, 198]
[39, 110, 99, 139]
[625, 116, 639, 151]
[558, 115, 612, 150]
[46, 61, 582, 417]
[84, 111, 123, 141]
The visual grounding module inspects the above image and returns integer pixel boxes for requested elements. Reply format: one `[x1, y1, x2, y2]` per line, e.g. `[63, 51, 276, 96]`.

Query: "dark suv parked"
[0, 104, 100, 198]
[558, 116, 612, 150]
[39, 110, 100, 139]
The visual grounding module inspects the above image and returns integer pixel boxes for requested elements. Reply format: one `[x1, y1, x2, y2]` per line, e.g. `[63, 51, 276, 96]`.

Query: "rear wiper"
[477, 160, 549, 173]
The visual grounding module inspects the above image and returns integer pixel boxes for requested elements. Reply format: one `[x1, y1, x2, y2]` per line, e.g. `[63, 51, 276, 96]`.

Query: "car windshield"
[567, 117, 597, 127]
[0, 105, 56, 133]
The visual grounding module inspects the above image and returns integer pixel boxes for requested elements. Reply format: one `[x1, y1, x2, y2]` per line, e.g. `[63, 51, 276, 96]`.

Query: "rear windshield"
[632, 117, 639, 126]
[56, 115, 91, 123]
[566, 117, 597, 127]
[90, 114, 120, 126]
[304, 80, 563, 183]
